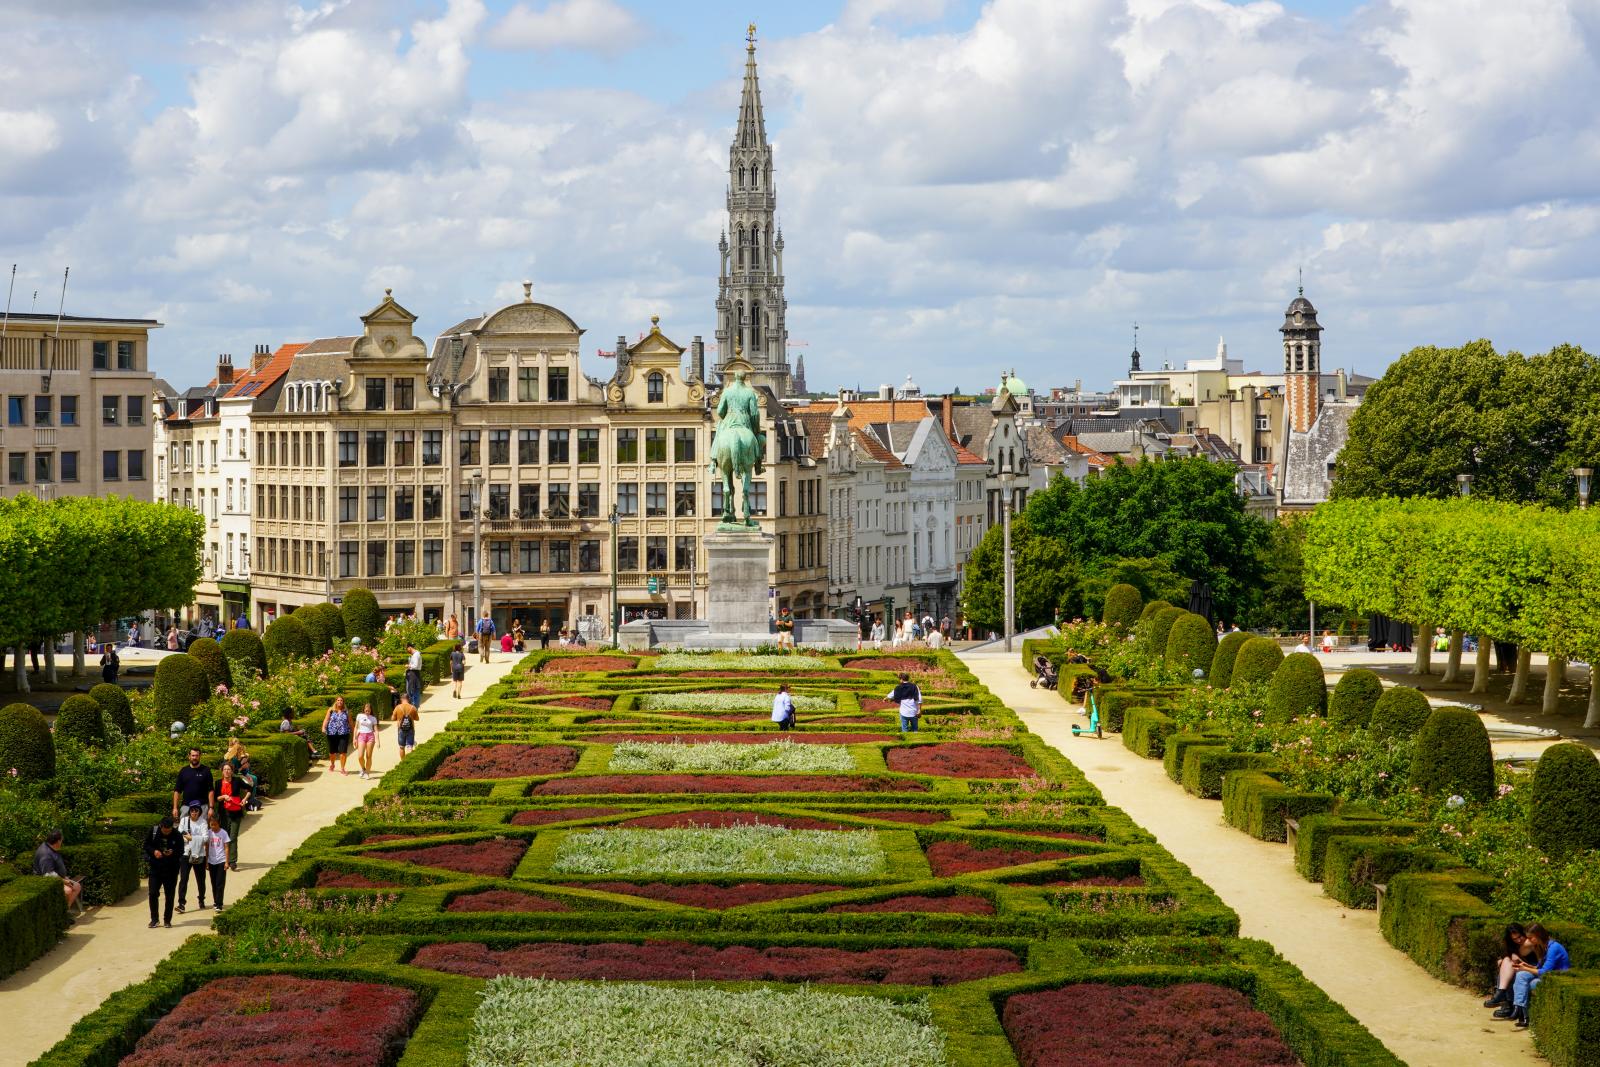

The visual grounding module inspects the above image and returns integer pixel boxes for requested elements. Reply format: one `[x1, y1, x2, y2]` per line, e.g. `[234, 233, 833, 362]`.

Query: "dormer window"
[647, 372, 665, 403]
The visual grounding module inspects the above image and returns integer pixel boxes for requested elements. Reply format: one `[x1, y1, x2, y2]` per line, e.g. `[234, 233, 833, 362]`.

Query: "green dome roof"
[1003, 374, 1028, 395]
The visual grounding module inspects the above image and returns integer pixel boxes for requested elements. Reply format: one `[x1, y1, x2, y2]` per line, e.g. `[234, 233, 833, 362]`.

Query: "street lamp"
[1574, 467, 1593, 509]
[1000, 460, 1016, 653]
[608, 503, 620, 647]
[1456, 473, 1473, 497]
[470, 471, 483, 621]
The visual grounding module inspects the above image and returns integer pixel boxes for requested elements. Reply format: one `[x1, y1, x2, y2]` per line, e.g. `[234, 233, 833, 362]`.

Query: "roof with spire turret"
[736, 22, 767, 149]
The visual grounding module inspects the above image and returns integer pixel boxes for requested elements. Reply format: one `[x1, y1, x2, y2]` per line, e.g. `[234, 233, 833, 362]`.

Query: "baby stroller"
[1030, 655, 1059, 690]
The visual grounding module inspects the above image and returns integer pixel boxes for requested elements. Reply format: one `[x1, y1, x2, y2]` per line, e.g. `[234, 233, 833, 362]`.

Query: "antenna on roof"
[1, 265, 14, 343]
[44, 267, 68, 394]
[1298, 266, 1304, 296]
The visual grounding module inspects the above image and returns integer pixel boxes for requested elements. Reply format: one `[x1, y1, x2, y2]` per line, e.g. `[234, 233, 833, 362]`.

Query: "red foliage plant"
[560, 881, 846, 908]
[925, 841, 1082, 877]
[886, 743, 1036, 779]
[446, 889, 571, 913]
[533, 775, 927, 796]
[541, 656, 635, 673]
[1001, 983, 1300, 1067]
[361, 833, 413, 844]
[414, 940, 1021, 985]
[118, 975, 420, 1067]
[592, 733, 891, 745]
[849, 809, 950, 824]
[551, 696, 614, 711]
[509, 807, 624, 826]
[617, 810, 847, 830]
[315, 870, 402, 889]
[361, 837, 528, 878]
[990, 828, 1103, 842]
[432, 744, 579, 780]
[1017, 875, 1146, 888]
[827, 894, 995, 915]
[857, 699, 901, 711]
[671, 670, 860, 680]
[844, 657, 939, 672]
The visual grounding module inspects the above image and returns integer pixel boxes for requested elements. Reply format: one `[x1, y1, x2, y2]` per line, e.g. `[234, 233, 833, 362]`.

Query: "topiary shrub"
[153, 653, 210, 725]
[1265, 652, 1327, 724]
[1137, 599, 1173, 625]
[220, 628, 266, 682]
[1144, 606, 1185, 659]
[1527, 742, 1600, 860]
[1230, 637, 1284, 689]
[1209, 631, 1251, 689]
[263, 614, 313, 672]
[1165, 613, 1217, 677]
[54, 694, 107, 748]
[1369, 685, 1430, 741]
[90, 683, 135, 737]
[185, 636, 230, 691]
[1410, 706, 1493, 802]
[0, 703, 56, 781]
[341, 587, 383, 647]
[1329, 669, 1384, 729]
[298, 603, 343, 653]
[1101, 584, 1144, 631]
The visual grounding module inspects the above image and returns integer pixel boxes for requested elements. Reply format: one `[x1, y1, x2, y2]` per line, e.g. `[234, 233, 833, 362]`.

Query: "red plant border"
[432, 744, 580, 780]
[532, 774, 927, 795]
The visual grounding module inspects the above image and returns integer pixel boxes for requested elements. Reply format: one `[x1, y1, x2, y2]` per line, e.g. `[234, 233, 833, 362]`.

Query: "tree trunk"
[12, 646, 29, 694]
[1586, 666, 1600, 729]
[44, 642, 57, 686]
[1442, 630, 1464, 683]
[1411, 624, 1433, 675]
[1543, 656, 1568, 714]
[1508, 647, 1533, 703]
[1470, 638, 1492, 694]
[72, 631, 85, 678]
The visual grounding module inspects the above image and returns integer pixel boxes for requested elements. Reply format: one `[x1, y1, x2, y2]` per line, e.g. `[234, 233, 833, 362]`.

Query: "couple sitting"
[1484, 922, 1570, 1028]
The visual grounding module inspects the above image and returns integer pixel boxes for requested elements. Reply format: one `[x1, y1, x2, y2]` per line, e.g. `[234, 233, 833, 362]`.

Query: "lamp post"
[324, 547, 333, 602]
[1456, 473, 1473, 497]
[608, 503, 620, 647]
[470, 471, 483, 621]
[1574, 467, 1593, 509]
[1000, 461, 1015, 653]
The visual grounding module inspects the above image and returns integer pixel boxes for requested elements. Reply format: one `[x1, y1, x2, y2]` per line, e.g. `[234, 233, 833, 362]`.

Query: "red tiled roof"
[852, 427, 904, 469]
[225, 343, 306, 399]
[1059, 434, 1115, 469]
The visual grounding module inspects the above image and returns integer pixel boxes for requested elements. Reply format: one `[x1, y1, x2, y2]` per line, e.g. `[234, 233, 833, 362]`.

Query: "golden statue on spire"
[747, 22, 757, 45]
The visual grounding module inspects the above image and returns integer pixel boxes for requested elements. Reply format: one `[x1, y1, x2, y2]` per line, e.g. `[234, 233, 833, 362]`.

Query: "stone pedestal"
[704, 529, 773, 637]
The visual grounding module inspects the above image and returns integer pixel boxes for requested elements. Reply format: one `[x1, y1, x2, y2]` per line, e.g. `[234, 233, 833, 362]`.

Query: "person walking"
[144, 816, 183, 928]
[771, 683, 797, 732]
[445, 613, 460, 640]
[539, 619, 550, 649]
[172, 747, 213, 823]
[322, 696, 353, 776]
[404, 643, 423, 709]
[393, 696, 418, 758]
[100, 645, 120, 684]
[176, 802, 209, 912]
[166, 626, 180, 651]
[32, 830, 82, 913]
[204, 810, 230, 911]
[353, 704, 379, 780]
[450, 643, 466, 698]
[215, 763, 250, 870]
[512, 619, 525, 651]
[475, 611, 496, 663]
[888, 672, 923, 734]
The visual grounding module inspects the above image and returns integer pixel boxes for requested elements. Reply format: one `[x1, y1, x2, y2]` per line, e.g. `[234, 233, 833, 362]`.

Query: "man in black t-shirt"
[172, 748, 214, 821]
[145, 816, 184, 927]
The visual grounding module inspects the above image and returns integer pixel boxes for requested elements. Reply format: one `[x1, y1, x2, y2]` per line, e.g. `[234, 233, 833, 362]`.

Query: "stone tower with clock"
[1281, 285, 1322, 434]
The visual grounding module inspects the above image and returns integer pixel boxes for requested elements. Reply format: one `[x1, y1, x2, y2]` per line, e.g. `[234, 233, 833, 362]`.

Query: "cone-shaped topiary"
[186, 636, 230, 691]
[324, 602, 347, 641]
[0, 702, 56, 781]
[1230, 636, 1285, 689]
[1209, 631, 1251, 689]
[298, 603, 342, 653]
[1102, 584, 1144, 631]
[153, 653, 210, 725]
[54, 694, 107, 748]
[220, 628, 266, 682]
[1410, 706, 1494, 802]
[1138, 599, 1173, 625]
[1370, 685, 1430, 740]
[1165, 613, 1218, 677]
[1528, 742, 1600, 859]
[263, 614, 312, 672]
[341, 587, 383, 647]
[1329, 669, 1384, 729]
[90, 683, 135, 737]
[1144, 606, 1185, 659]
[1265, 652, 1327, 724]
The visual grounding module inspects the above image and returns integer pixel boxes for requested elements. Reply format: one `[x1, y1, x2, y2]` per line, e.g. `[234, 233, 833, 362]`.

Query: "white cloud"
[492, 0, 645, 56]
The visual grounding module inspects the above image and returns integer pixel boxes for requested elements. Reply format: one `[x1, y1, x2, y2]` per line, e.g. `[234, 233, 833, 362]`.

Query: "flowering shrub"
[267, 889, 400, 915]
[594, 732, 891, 746]
[416, 939, 1021, 984]
[432, 744, 579, 780]
[359, 794, 473, 824]
[509, 807, 624, 826]
[447, 889, 571, 913]
[827, 894, 995, 915]
[552, 825, 887, 877]
[1017, 875, 1146, 888]
[886, 743, 1037, 779]
[542, 656, 637, 673]
[561, 880, 846, 908]
[619, 810, 847, 830]
[607, 739, 857, 774]
[844, 657, 940, 672]
[361, 837, 528, 877]
[119, 976, 420, 1067]
[655, 653, 828, 670]
[1002, 983, 1298, 1067]
[925, 841, 1082, 876]
[218, 923, 354, 963]
[467, 978, 948, 1067]
[377, 618, 442, 658]
[533, 774, 926, 795]
[638, 692, 834, 713]
[1049, 890, 1181, 914]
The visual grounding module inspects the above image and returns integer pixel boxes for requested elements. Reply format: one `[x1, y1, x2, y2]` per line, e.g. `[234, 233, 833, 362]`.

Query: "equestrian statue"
[709, 355, 766, 529]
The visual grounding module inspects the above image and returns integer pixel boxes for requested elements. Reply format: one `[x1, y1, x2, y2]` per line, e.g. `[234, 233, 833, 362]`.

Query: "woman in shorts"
[321, 696, 353, 777]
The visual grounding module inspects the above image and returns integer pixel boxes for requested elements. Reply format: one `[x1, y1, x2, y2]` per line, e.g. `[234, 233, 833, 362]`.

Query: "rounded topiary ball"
[90, 683, 135, 737]
[341, 588, 383, 647]
[1209, 631, 1251, 688]
[54, 694, 107, 748]
[1145, 606, 1186, 659]
[1102, 583, 1144, 631]
[220, 628, 266, 681]
[1410, 706, 1494, 801]
[298, 603, 343, 653]
[1265, 652, 1327, 724]
[186, 636, 230, 691]
[0, 702, 56, 782]
[1528, 742, 1600, 860]
[1370, 685, 1431, 740]
[1230, 637, 1285, 689]
[263, 614, 313, 671]
[154, 653, 211, 724]
[1166, 613, 1218, 676]
[1330, 669, 1384, 730]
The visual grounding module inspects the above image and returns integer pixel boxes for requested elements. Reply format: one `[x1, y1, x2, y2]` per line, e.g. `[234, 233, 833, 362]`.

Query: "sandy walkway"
[1, 649, 520, 1064]
[962, 649, 1544, 1067]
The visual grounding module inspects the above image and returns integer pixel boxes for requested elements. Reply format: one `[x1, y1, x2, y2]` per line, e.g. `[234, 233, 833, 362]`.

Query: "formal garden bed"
[34, 648, 1403, 1067]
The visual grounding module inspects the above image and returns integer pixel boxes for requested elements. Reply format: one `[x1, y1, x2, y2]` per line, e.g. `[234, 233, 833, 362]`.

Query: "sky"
[4, 0, 1600, 394]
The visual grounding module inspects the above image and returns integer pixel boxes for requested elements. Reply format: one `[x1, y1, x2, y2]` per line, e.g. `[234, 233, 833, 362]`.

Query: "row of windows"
[5, 394, 86, 427]
[256, 484, 327, 523]
[778, 477, 823, 517]
[92, 341, 138, 371]
[279, 535, 707, 579]
[480, 367, 574, 405]
[777, 531, 823, 571]
[6, 450, 81, 484]
[320, 427, 707, 470]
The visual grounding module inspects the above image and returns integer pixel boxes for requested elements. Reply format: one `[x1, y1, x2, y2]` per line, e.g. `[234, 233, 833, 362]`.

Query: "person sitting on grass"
[32, 829, 82, 914]
[1485, 923, 1540, 1010]
[1499, 923, 1569, 1027]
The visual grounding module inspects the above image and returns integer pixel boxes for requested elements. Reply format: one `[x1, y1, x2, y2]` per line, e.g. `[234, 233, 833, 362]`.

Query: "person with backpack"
[475, 611, 496, 663]
[887, 672, 922, 733]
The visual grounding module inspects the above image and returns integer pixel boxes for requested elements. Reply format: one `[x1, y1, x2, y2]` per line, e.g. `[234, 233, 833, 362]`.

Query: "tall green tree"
[962, 515, 1076, 632]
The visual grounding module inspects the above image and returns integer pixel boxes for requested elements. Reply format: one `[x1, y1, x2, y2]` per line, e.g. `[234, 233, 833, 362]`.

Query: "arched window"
[738, 166, 745, 189]
[647, 372, 665, 403]
[735, 225, 745, 269]
[750, 302, 763, 348]
[752, 224, 762, 270]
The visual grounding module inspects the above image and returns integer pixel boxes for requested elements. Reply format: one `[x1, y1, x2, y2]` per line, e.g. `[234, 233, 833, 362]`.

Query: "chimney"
[690, 336, 705, 382]
[879, 383, 893, 402]
[616, 334, 629, 373]
[216, 354, 234, 386]
[941, 394, 953, 439]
